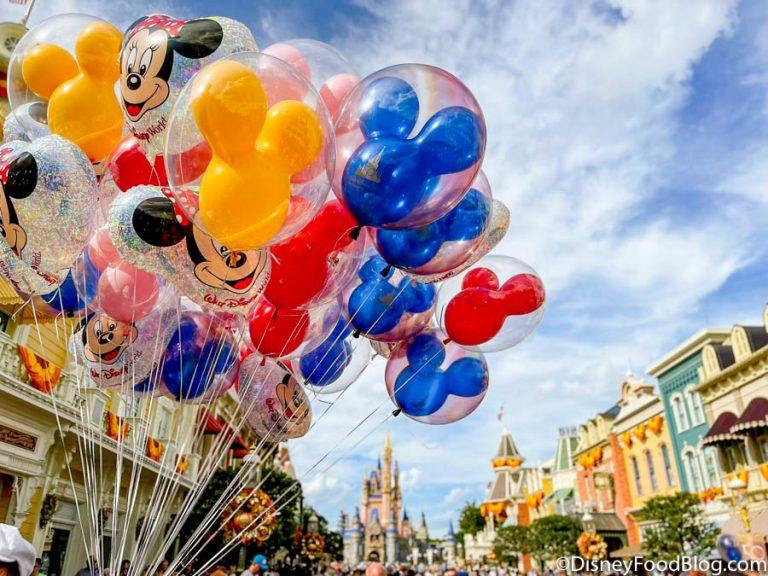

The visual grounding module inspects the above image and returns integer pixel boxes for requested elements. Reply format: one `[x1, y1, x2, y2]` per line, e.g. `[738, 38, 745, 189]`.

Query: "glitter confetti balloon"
[3, 102, 50, 143]
[120, 14, 258, 161]
[0, 137, 97, 292]
[109, 185, 270, 315]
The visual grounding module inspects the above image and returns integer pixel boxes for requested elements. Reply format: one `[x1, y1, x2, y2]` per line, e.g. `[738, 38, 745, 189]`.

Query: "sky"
[4, 0, 768, 539]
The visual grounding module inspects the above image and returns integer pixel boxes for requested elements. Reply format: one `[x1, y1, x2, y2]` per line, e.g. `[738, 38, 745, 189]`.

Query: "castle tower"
[382, 432, 392, 527]
[386, 508, 398, 563]
[343, 507, 364, 565]
[417, 511, 429, 542]
[442, 521, 457, 565]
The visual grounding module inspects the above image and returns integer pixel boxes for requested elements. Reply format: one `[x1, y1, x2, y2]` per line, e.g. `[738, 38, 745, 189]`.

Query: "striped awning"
[731, 398, 768, 434]
[702, 411, 742, 446]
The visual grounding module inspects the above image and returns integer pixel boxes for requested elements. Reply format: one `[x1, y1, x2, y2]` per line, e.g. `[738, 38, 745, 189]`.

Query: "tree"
[640, 492, 718, 560]
[458, 501, 486, 535]
[256, 465, 303, 556]
[493, 525, 531, 566]
[529, 515, 580, 562]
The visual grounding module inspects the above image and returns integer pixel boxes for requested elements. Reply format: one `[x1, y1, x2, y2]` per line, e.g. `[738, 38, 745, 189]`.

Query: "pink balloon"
[87, 227, 122, 271]
[320, 73, 360, 121]
[263, 43, 311, 78]
[98, 261, 160, 322]
[262, 44, 311, 103]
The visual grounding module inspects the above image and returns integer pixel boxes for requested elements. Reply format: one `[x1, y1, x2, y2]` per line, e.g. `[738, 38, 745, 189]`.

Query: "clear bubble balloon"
[717, 534, 742, 562]
[165, 51, 335, 251]
[333, 63, 486, 229]
[385, 328, 488, 424]
[3, 102, 50, 142]
[436, 255, 545, 353]
[239, 355, 312, 441]
[298, 317, 372, 394]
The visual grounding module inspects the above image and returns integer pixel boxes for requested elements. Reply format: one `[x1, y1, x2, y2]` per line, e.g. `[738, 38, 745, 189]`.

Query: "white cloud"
[400, 467, 422, 489]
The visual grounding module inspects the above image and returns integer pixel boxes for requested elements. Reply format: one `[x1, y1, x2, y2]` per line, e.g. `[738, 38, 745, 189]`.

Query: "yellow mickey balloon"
[21, 22, 123, 162]
[192, 59, 323, 251]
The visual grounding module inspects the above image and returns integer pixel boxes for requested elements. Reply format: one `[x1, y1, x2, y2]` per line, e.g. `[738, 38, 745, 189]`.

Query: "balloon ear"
[132, 197, 188, 247]
[173, 19, 224, 59]
[6, 153, 38, 199]
[258, 100, 323, 175]
[417, 107, 485, 174]
[125, 16, 150, 38]
[358, 77, 419, 140]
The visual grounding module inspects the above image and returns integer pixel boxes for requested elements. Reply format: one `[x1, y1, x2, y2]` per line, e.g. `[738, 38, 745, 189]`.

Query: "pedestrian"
[240, 556, 268, 576]
[75, 557, 99, 576]
[119, 561, 129, 576]
[0, 525, 36, 576]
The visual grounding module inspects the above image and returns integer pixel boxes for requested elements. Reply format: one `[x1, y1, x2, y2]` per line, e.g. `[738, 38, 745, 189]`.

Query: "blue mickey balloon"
[161, 311, 238, 402]
[717, 534, 742, 562]
[342, 75, 485, 228]
[300, 319, 353, 387]
[346, 254, 435, 341]
[39, 270, 88, 317]
[386, 331, 488, 424]
[375, 188, 490, 271]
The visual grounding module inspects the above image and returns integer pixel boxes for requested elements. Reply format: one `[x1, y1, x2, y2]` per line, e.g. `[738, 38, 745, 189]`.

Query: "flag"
[497, 404, 504, 422]
[8, 0, 29, 5]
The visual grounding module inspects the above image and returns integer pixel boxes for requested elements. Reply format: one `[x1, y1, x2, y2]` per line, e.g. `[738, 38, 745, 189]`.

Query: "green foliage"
[528, 515, 580, 561]
[458, 501, 486, 536]
[324, 532, 344, 561]
[640, 492, 718, 560]
[256, 465, 303, 556]
[493, 525, 530, 565]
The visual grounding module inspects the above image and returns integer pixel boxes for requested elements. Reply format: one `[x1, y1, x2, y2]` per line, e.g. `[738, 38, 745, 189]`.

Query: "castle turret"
[442, 521, 457, 565]
[386, 508, 398, 563]
[417, 511, 429, 542]
[343, 507, 364, 566]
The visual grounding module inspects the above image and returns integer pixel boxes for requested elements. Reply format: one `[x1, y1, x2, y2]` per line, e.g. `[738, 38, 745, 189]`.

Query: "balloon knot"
[260, 356, 267, 367]
[349, 226, 361, 240]
[380, 265, 392, 277]
[443, 337, 452, 345]
[353, 329, 361, 339]
[392, 408, 402, 417]
[271, 308, 279, 321]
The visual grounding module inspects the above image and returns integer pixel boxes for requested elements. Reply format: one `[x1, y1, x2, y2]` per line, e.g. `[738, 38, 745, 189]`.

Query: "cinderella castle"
[339, 434, 457, 565]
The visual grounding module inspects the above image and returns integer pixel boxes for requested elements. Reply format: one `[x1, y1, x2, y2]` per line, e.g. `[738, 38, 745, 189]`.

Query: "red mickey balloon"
[249, 299, 310, 358]
[439, 256, 546, 352]
[108, 135, 168, 192]
[265, 199, 358, 309]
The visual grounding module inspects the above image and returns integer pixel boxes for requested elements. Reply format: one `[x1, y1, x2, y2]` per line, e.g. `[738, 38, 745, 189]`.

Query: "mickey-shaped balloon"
[341, 74, 485, 228]
[158, 310, 240, 402]
[120, 14, 257, 160]
[0, 138, 97, 293]
[717, 534, 742, 562]
[344, 253, 435, 342]
[385, 329, 488, 424]
[438, 256, 545, 353]
[191, 59, 324, 250]
[299, 317, 371, 394]
[239, 355, 312, 441]
[110, 185, 270, 315]
[21, 21, 124, 162]
[375, 186, 490, 274]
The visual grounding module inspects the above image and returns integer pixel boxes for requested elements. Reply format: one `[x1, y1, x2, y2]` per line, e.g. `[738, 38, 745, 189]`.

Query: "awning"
[731, 397, 768, 433]
[610, 543, 645, 558]
[592, 512, 627, 533]
[231, 435, 248, 451]
[721, 509, 768, 537]
[232, 448, 250, 458]
[542, 487, 573, 503]
[198, 408, 222, 434]
[702, 411, 741, 446]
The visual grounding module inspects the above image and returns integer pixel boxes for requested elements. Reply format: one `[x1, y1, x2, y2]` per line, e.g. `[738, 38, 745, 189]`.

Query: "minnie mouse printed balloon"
[120, 14, 258, 160]
[109, 185, 271, 315]
[385, 328, 488, 424]
[0, 137, 97, 293]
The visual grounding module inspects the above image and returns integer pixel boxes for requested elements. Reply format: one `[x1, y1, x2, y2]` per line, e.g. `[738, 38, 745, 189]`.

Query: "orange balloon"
[22, 22, 123, 162]
[22, 45, 78, 100]
[366, 563, 385, 576]
[192, 59, 323, 251]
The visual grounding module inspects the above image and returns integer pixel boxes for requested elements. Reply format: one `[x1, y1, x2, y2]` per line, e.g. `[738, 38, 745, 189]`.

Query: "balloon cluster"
[1, 10, 546, 432]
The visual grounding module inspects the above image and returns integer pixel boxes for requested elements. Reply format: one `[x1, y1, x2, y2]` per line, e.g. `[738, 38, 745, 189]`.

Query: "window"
[702, 447, 719, 488]
[671, 394, 690, 432]
[154, 406, 172, 440]
[758, 434, 768, 463]
[645, 451, 658, 492]
[723, 443, 747, 473]
[631, 456, 643, 496]
[661, 444, 675, 487]
[684, 450, 703, 492]
[685, 388, 705, 426]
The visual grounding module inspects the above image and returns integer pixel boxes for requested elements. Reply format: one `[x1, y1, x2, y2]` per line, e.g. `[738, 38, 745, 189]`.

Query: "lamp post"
[308, 509, 320, 533]
[582, 510, 596, 533]
[728, 477, 750, 534]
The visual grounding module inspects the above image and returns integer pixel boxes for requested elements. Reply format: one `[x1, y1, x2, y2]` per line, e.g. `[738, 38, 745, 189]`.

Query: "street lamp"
[581, 511, 596, 533]
[308, 510, 319, 533]
[728, 477, 750, 533]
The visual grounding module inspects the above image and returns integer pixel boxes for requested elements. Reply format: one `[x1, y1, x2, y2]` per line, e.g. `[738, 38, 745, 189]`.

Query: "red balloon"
[108, 135, 168, 192]
[249, 299, 309, 358]
[444, 268, 545, 346]
[265, 200, 357, 309]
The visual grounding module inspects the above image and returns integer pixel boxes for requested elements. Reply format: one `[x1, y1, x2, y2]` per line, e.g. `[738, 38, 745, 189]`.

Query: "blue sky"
[4, 0, 768, 539]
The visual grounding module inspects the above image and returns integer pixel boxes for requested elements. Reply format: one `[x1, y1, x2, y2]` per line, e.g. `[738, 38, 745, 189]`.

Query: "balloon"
[0, 137, 98, 291]
[20, 22, 124, 162]
[320, 74, 360, 121]
[239, 355, 312, 441]
[158, 310, 239, 402]
[3, 102, 50, 142]
[119, 15, 258, 160]
[335, 65, 486, 229]
[87, 226, 122, 272]
[189, 59, 323, 250]
[107, 135, 168, 192]
[98, 260, 160, 323]
[248, 298, 339, 360]
[385, 329, 489, 424]
[30, 269, 87, 318]
[74, 303, 177, 391]
[342, 253, 435, 342]
[374, 173, 492, 275]
[261, 43, 311, 101]
[110, 185, 270, 315]
[366, 564, 385, 576]
[299, 318, 371, 394]
[717, 534, 742, 562]
[437, 256, 545, 352]
[165, 51, 334, 251]
[265, 199, 359, 309]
